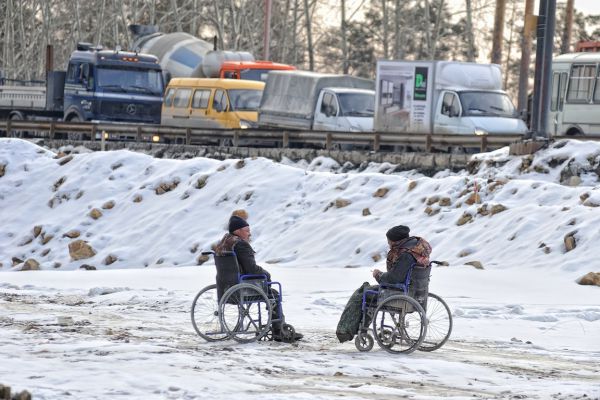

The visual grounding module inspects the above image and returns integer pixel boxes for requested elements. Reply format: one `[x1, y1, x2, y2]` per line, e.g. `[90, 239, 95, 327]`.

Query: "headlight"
[239, 120, 253, 129]
[474, 129, 488, 136]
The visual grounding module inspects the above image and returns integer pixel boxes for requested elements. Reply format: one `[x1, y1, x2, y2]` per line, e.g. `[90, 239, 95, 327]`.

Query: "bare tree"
[560, 0, 574, 53]
[465, 0, 476, 61]
[303, 0, 314, 70]
[491, 0, 506, 64]
[341, 0, 348, 73]
[518, 0, 535, 114]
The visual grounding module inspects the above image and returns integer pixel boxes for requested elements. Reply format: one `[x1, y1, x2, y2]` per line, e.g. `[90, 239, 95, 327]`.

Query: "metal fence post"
[233, 131, 239, 147]
[373, 133, 380, 152]
[186, 128, 191, 145]
[326, 133, 332, 150]
[50, 121, 55, 139]
[136, 126, 142, 143]
[480, 135, 488, 153]
[283, 131, 289, 148]
[91, 124, 97, 142]
[426, 134, 432, 152]
[6, 120, 11, 137]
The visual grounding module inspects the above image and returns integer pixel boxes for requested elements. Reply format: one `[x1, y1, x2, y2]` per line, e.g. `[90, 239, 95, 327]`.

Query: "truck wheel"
[566, 128, 583, 136]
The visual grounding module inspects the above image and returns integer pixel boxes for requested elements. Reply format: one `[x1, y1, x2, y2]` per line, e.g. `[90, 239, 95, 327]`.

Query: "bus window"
[559, 72, 568, 110]
[192, 89, 210, 109]
[173, 88, 192, 108]
[594, 69, 600, 103]
[551, 73, 560, 111]
[164, 88, 175, 107]
[567, 64, 596, 103]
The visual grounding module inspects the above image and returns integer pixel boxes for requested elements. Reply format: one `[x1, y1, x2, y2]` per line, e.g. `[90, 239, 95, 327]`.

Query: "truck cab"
[63, 43, 164, 124]
[313, 88, 375, 131]
[219, 61, 296, 82]
[434, 89, 527, 135]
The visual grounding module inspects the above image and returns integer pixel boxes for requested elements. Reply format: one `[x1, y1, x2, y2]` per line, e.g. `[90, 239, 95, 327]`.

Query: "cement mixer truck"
[129, 25, 295, 82]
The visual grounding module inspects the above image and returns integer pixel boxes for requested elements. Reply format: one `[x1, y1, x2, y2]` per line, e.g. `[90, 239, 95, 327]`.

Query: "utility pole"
[530, 0, 556, 139]
[539, 0, 557, 137]
[264, 0, 272, 60]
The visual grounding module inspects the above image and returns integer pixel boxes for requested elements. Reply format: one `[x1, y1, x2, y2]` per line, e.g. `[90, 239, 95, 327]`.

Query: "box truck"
[375, 60, 527, 135]
[258, 70, 375, 132]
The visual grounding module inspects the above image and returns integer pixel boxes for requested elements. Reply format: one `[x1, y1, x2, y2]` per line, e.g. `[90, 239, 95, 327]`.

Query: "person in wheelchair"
[335, 224, 431, 343]
[215, 215, 304, 342]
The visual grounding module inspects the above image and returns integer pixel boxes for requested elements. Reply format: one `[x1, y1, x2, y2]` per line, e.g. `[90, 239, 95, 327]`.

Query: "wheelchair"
[354, 260, 453, 354]
[191, 251, 297, 343]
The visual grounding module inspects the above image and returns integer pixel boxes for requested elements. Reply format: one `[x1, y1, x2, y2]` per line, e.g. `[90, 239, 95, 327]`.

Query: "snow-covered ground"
[0, 138, 599, 399]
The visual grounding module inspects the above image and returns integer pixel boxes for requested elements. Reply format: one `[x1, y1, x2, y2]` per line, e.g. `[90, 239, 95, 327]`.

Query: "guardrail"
[0, 120, 525, 152]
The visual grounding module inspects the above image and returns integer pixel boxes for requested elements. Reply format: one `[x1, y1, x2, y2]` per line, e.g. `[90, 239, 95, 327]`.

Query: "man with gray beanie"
[215, 214, 303, 342]
[335, 225, 432, 343]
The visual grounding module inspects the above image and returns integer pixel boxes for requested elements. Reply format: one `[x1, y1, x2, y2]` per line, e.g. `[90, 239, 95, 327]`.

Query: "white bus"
[550, 52, 600, 136]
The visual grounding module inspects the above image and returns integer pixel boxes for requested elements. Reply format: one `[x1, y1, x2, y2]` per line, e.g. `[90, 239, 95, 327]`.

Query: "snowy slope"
[1, 138, 599, 274]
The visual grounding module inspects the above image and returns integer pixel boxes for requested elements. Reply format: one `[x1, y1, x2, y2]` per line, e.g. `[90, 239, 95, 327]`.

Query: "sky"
[0, 138, 599, 398]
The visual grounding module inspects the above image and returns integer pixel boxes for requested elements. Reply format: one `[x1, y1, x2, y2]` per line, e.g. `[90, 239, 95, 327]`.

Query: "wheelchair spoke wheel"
[191, 284, 230, 342]
[355, 331, 374, 352]
[372, 295, 426, 355]
[419, 292, 453, 352]
[220, 283, 272, 343]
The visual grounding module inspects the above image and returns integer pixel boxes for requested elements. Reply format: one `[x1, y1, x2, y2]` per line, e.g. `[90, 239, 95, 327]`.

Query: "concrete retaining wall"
[38, 140, 472, 174]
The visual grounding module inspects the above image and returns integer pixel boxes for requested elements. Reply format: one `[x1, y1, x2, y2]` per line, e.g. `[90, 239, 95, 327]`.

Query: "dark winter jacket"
[375, 237, 419, 285]
[215, 233, 271, 280]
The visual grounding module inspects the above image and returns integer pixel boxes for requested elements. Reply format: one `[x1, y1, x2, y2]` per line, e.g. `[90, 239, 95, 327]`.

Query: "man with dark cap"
[215, 215, 303, 342]
[335, 225, 431, 343]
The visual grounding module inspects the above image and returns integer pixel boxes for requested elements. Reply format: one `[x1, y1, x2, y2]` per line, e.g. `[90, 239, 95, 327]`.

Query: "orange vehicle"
[219, 60, 296, 81]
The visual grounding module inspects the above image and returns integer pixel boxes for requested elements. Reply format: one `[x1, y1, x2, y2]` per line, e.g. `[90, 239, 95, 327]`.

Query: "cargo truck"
[375, 60, 527, 135]
[0, 43, 164, 127]
[258, 70, 375, 132]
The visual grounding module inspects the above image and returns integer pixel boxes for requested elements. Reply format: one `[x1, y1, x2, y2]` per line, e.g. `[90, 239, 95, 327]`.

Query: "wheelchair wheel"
[355, 331, 374, 352]
[372, 294, 426, 355]
[280, 323, 296, 343]
[419, 292, 453, 352]
[190, 284, 230, 342]
[220, 283, 272, 343]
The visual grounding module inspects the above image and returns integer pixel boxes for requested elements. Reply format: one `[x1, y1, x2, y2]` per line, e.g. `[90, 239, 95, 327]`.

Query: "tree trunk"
[560, 0, 574, 54]
[503, 0, 517, 89]
[394, 0, 402, 58]
[517, 0, 534, 115]
[423, 0, 432, 59]
[491, 0, 506, 64]
[382, 0, 389, 59]
[280, 0, 291, 62]
[465, 0, 475, 62]
[341, 0, 348, 73]
[303, 0, 314, 71]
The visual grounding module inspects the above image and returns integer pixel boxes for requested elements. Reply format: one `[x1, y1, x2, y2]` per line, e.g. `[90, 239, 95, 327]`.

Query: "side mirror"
[214, 102, 223, 112]
[450, 107, 460, 118]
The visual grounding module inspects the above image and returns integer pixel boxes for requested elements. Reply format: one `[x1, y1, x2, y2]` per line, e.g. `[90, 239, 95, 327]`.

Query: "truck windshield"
[338, 93, 375, 117]
[459, 91, 516, 118]
[97, 67, 163, 95]
[227, 89, 263, 111]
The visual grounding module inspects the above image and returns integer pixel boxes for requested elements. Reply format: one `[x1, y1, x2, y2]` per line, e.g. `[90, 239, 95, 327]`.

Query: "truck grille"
[99, 101, 160, 123]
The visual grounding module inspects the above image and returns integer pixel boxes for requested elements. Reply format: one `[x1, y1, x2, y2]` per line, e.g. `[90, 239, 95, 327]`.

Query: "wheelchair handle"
[429, 260, 448, 266]
[201, 251, 215, 256]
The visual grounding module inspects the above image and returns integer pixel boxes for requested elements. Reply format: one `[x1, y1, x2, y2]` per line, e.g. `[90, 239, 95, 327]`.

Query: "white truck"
[375, 60, 527, 135]
[258, 70, 375, 132]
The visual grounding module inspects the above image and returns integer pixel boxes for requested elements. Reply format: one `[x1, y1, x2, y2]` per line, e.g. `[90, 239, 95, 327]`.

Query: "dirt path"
[0, 288, 598, 400]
